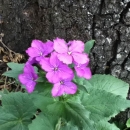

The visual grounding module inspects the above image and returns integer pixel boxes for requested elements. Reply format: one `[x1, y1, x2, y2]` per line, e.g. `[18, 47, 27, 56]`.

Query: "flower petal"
[83, 67, 92, 79]
[57, 53, 72, 64]
[25, 81, 36, 93]
[40, 58, 52, 72]
[69, 40, 84, 53]
[24, 63, 37, 74]
[51, 83, 64, 97]
[27, 57, 38, 65]
[75, 67, 84, 77]
[46, 71, 60, 83]
[31, 40, 44, 49]
[72, 53, 89, 64]
[35, 57, 44, 62]
[27, 40, 49, 58]
[44, 40, 54, 55]
[59, 64, 74, 79]
[18, 73, 30, 85]
[54, 38, 68, 53]
[64, 81, 77, 94]
[26, 47, 41, 58]
[49, 52, 60, 67]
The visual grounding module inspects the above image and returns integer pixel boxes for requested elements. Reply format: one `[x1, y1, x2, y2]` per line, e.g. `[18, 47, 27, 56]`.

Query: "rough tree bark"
[1, 0, 130, 82]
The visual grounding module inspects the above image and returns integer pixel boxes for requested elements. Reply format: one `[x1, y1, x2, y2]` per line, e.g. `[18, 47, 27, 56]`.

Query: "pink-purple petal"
[40, 58, 52, 72]
[72, 52, 89, 64]
[27, 57, 38, 65]
[46, 71, 60, 83]
[75, 67, 84, 77]
[52, 80, 77, 97]
[31, 40, 44, 49]
[59, 64, 74, 79]
[83, 67, 92, 79]
[26, 81, 36, 93]
[23, 63, 35, 73]
[54, 38, 68, 53]
[69, 40, 84, 53]
[18, 73, 29, 85]
[26, 47, 40, 58]
[19, 63, 38, 93]
[49, 52, 60, 67]
[52, 83, 64, 97]
[57, 53, 72, 64]
[64, 81, 77, 94]
[44, 40, 54, 54]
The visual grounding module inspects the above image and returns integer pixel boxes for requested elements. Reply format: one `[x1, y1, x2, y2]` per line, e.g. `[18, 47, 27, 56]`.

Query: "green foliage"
[74, 74, 130, 129]
[64, 101, 94, 129]
[85, 74, 129, 99]
[30, 82, 54, 111]
[29, 113, 58, 130]
[126, 118, 130, 128]
[60, 120, 78, 130]
[0, 92, 36, 130]
[80, 89, 130, 122]
[3, 62, 25, 80]
[95, 119, 120, 130]
[1, 62, 130, 130]
[31, 84, 95, 129]
[84, 40, 95, 54]
[48, 101, 94, 129]
[2, 62, 38, 81]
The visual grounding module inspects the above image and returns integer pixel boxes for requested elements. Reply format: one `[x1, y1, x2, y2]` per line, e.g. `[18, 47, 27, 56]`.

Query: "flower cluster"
[18, 38, 92, 97]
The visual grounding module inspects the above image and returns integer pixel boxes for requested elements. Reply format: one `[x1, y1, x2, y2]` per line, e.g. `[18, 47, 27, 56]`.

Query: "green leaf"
[47, 100, 95, 130]
[60, 121, 78, 130]
[84, 40, 95, 54]
[73, 74, 85, 85]
[34, 82, 53, 94]
[95, 119, 119, 130]
[73, 75, 89, 92]
[65, 101, 95, 130]
[126, 118, 130, 128]
[47, 101, 66, 118]
[31, 92, 54, 111]
[28, 113, 58, 130]
[3, 62, 38, 81]
[84, 74, 129, 99]
[74, 74, 130, 128]
[7, 62, 25, 71]
[30, 82, 54, 111]
[80, 89, 130, 122]
[3, 70, 21, 80]
[0, 92, 36, 130]
[3, 62, 25, 80]
[35, 77, 44, 82]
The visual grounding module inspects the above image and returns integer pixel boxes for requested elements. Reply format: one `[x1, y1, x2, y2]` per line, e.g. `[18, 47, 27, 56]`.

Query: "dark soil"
[0, 0, 130, 129]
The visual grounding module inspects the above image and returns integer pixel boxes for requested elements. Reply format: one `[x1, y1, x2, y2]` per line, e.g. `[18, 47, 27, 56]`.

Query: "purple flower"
[18, 63, 38, 93]
[53, 38, 89, 64]
[40, 52, 74, 83]
[26, 40, 53, 62]
[51, 77, 77, 97]
[26, 57, 38, 65]
[74, 61, 92, 80]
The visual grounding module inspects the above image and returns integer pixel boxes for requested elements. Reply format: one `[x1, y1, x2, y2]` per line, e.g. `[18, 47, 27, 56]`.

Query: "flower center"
[60, 81, 64, 85]
[54, 67, 58, 71]
[39, 52, 43, 56]
[68, 51, 72, 55]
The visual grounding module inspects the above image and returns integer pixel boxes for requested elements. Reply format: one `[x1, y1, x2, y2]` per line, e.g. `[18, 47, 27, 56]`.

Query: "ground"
[0, 0, 130, 129]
